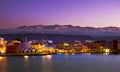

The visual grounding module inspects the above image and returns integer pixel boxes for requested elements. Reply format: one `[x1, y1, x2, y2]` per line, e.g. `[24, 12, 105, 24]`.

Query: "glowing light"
[103, 53, 109, 55]
[24, 55, 29, 59]
[32, 49, 36, 52]
[72, 53, 74, 55]
[46, 55, 52, 59]
[0, 57, 6, 61]
[13, 40, 21, 43]
[59, 50, 65, 52]
[0, 56, 3, 60]
[0, 46, 6, 54]
[64, 43, 69, 46]
[88, 53, 91, 55]
[42, 45, 45, 47]
[42, 55, 52, 59]
[105, 49, 110, 53]
[25, 49, 28, 51]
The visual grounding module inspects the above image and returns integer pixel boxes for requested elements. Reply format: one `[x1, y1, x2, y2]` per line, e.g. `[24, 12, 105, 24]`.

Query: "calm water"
[0, 54, 120, 72]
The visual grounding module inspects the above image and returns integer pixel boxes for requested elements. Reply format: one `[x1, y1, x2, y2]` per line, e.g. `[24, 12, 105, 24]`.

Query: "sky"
[0, 0, 120, 28]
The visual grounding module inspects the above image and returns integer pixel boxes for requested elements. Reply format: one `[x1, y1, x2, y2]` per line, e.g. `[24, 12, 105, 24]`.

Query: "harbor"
[1, 36, 120, 56]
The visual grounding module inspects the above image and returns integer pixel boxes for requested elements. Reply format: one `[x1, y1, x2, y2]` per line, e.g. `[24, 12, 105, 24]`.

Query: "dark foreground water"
[0, 54, 120, 72]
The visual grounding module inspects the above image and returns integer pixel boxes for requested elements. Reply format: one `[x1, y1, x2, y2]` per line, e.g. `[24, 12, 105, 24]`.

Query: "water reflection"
[24, 55, 29, 72]
[72, 53, 75, 55]
[1, 54, 120, 72]
[24, 55, 29, 60]
[65, 53, 68, 55]
[103, 53, 110, 55]
[0, 57, 7, 72]
[42, 55, 52, 63]
[88, 53, 91, 55]
[41, 55, 52, 72]
[0, 56, 7, 61]
[42, 55, 52, 59]
[0, 56, 3, 60]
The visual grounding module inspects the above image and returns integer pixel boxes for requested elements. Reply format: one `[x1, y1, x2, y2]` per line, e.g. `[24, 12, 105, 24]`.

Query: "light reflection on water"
[41, 55, 52, 72]
[0, 54, 120, 72]
[0, 57, 7, 61]
[0, 57, 7, 72]
[24, 55, 29, 59]
[23, 55, 29, 72]
[42, 55, 52, 59]
[103, 53, 110, 55]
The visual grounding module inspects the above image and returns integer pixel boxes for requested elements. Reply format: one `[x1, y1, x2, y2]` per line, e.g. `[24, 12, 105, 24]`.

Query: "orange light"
[42, 55, 52, 59]
[105, 49, 110, 53]
[0, 56, 3, 60]
[72, 53, 74, 55]
[0, 57, 6, 61]
[64, 43, 69, 46]
[24, 55, 29, 59]
[46, 55, 52, 59]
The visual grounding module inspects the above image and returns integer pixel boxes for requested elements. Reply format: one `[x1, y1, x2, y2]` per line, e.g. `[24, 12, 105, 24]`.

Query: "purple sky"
[0, 0, 120, 28]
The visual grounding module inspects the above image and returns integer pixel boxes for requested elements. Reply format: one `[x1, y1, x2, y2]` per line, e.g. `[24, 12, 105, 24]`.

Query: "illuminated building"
[21, 42, 31, 53]
[0, 46, 6, 54]
[0, 37, 6, 54]
[104, 49, 110, 53]
[71, 40, 82, 52]
[80, 46, 89, 53]
[6, 41, 21, 54]
[0, 37, 5, 45]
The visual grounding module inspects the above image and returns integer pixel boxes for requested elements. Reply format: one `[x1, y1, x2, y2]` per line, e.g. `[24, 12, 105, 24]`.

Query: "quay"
[0, 53, 50, 56]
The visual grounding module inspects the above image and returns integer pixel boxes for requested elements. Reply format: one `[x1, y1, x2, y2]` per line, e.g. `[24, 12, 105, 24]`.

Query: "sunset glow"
[0, 0, 120, 28]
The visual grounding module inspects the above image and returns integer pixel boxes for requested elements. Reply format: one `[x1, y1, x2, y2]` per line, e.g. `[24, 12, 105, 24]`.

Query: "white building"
[0, 37, 5, 46]
[0, 37, 6, 54]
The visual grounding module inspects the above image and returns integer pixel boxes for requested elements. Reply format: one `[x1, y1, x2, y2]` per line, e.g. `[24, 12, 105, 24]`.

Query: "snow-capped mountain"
[0, 24, 120, 36]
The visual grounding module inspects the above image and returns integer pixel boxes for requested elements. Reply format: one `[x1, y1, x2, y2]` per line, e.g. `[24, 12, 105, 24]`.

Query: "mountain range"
[0, 24, 120, 36]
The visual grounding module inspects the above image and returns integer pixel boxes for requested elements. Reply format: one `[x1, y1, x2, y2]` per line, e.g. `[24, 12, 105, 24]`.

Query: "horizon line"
[0, 24, 120, 29]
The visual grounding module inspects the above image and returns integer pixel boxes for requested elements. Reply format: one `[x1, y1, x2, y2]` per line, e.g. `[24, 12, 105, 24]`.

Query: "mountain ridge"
[0, 24, 120, 36]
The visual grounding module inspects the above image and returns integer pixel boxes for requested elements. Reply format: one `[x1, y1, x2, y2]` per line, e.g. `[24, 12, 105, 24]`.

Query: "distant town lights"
[105, 49, 110, 53]
[64, 43, 69, 46]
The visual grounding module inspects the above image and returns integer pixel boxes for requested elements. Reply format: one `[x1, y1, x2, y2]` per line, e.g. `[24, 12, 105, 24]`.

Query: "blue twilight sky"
[0, 0, 120, 28]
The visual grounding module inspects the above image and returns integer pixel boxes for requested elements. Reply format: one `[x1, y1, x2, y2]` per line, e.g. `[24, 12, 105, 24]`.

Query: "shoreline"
[0, 52, 120, 57]
[0, 53, 51, 57]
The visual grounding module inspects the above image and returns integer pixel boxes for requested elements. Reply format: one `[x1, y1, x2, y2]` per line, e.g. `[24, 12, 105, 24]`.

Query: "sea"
[0, 54, 120, 72]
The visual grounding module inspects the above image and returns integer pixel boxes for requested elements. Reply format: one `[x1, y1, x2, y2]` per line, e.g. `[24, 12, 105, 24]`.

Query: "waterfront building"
[80, 45, 89, 53]
[111, 40, 120, 53]
[21, 42, 32, 53]
[70, 40, 82, 52]
[6, 41, 21, 54]
[0, 37, 5, 45]
[0, 37, 6, 54]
